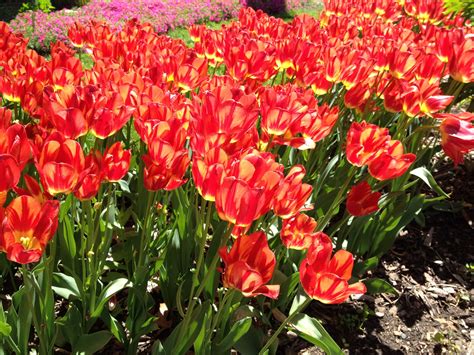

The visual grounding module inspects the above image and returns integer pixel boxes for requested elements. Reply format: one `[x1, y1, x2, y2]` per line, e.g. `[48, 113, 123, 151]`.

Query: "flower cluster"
[10, 0, 243, 51]
[1, 0, 473, 310]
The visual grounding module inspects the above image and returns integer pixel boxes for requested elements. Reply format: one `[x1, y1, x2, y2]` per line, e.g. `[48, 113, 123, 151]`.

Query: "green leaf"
[100, 312, 126, 344]
[118, 179, 130, 193]
[52, 273, 81, 300]
[274, 272, 300, 310]
[291, 313, 342, 355]
[364, 278, 398, 295]
[410, 167, 449, 198]
[61, 216, 77, 259]
[73, 330, 112, 354]
[59, 194, 73, 221]
[289, 289, 309, 315]
[91, 278, 132, 318]
[0, 321, 11, 337]
[234, 325, 266, 355]
[164, 301, 211, 355]
[353, 257, 379, 277]
[215, 317, 252, 354]
[151, 339, 166, 355]
[56, 304, 83, 346]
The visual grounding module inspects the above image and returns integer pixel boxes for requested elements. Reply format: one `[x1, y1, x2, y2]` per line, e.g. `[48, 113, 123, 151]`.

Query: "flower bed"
[9, 0, 244, 50]
[0, 0, 473, 353]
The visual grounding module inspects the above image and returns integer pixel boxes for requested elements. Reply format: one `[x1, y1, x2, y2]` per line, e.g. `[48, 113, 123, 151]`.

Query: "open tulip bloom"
[0, 1, 472, 353]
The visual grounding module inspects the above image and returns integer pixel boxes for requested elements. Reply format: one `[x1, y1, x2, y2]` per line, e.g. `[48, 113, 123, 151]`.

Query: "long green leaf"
[52, 272, 81, 300]
[215, 317, 252, 354]
[410, 167, 449, 198]
[91, 278, 132, 318]
[73, 330, 112, 354]
[364, 278, 398, 295]
[291, 313, 342, 355]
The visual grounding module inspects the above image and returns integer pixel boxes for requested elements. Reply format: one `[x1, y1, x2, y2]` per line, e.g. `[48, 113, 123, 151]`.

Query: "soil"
[285, 161, 474, 354]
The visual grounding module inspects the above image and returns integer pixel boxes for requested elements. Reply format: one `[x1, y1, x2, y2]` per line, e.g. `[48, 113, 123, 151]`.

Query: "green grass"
[168, 1, 323, 44]
[167, 19, 233, 46]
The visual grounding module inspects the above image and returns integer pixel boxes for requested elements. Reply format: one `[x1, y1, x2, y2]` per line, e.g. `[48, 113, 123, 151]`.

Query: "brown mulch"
[283, 161, 473, 354]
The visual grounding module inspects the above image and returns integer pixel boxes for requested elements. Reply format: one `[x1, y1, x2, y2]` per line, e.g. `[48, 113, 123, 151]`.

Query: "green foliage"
[444, 0, 474, 21]
[20, 0, 54, 13]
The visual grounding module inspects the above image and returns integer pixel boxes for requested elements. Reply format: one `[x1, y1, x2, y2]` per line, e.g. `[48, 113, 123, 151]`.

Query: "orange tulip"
[36, 133, 85, 195]
[0, 107, 12, 129]
[259, 85, 306, 138]
[215, 150, 283, 227]
[280, 213, 321, 250]
[192, 147, 228, 202]
[74, 150, 103, 201]
[142, 120, 190, 191]
[102, 142, 131, 182]
[190, 85, 258, 158]
[346, 181, 381, 216]
[300, 234, 366, 304]
[272, 165, 312, 219]
[450, 37, 474, 84]
[219, 231, 279, 299]
[368, 140, 416, 180]
[346, 121, 390, 167]
[0, 196, 59, 264]
[438, 115, 474, 166]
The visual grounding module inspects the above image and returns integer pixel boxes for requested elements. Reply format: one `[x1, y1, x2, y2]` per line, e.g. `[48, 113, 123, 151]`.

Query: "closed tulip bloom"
[219, 231, 279, 298]
[439, 116, 474, 166]
[259, 85, 307, 137]
[272, 165, 312, 219]
[215, 150, 283, 227]
[143, 120, 190, 191]
[300, 234, 366, 304]
[368, 140, 416, 180]
[0, 196, 59, 264]
[450, 37, 474, 84]
[346, 121, 390, 167]
[280, 213, 321, 250]
[36, 133, 85, 195]
[0, 123, 32, 170]
[346, 181, 381, 216]
[0, 155, 21, 195]
[102, 142, 131, 182]
[74, 150, 103, 200]
[192, 147, 228, 201]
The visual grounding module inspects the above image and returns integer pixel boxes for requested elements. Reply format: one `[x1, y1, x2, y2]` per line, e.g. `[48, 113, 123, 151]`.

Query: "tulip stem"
[187, 198, 211, 307]
[317, 166, 356, 232]
[259, 298, 312, 355]
[22, 266, 48, 355]
[211, 288, 236, 340]
[180, 223, 233, 338]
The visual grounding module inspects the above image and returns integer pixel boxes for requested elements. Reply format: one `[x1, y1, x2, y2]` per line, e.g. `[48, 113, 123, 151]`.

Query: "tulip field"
[0, 0, 473, 353]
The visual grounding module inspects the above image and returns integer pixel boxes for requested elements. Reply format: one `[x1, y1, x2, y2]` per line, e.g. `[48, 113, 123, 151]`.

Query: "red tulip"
[346, 181, 381, 216]
[192, 147, 228, 202]
[215, 150, 283, 227]
[280, 213, 321, 250]
[0, 107, 12, 130]
[439, 115, 474, 166]
[219, 231, 279, 298]
[346, 121, 390, 167]
[74, 150, 103, 201]
[300, 234, 366, 304]
[0, 196, 59, 264]
[272, 165, 312, 219]
[142, 120, 190, 191]
[368, 140, 416, 180]
[450, 37, 473, 83]
[102, 142, 131, 182]
[36, 133, 85, 195]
